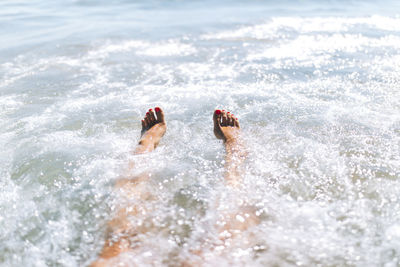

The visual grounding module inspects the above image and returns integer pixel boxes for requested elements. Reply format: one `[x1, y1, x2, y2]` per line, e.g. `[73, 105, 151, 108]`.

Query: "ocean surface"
[1, 0, 400, 266]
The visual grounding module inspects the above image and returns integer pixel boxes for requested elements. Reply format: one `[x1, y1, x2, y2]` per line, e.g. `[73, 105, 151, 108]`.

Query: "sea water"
[1, 0, 400, 266]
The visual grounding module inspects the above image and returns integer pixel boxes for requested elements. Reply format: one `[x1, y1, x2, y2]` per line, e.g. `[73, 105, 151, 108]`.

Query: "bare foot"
[213, 109, 240, 143]
[136, 107, 166, 153]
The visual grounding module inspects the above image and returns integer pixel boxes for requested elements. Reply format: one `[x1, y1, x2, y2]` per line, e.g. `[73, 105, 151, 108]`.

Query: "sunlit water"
[1, 0, 400, 266]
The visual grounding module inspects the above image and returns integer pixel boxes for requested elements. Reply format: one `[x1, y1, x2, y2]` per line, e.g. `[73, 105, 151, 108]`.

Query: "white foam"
[203, 16, 400, 40]
[2, 10, 400, 267]
[138, 40, 197, 57]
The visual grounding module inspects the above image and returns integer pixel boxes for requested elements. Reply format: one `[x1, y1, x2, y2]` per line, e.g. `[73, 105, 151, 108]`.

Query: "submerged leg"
[213, 109, 259, 237]
[91, 107, 166, 267]
[184, 110, 259, 266]
[213, 109, 246, 187]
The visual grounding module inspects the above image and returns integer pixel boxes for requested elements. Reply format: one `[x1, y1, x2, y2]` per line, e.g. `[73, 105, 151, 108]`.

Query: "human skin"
[212, 109, 259, 236]
[213, 109, 246, 187]
[185, 110, 259, 266]
[90, 107, 166, 267]
[91, 108, 258, 267]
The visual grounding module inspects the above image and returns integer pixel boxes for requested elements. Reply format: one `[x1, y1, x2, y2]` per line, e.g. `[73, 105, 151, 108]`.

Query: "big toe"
[213, 109, 222, 127]
[155, 107, 165, 123]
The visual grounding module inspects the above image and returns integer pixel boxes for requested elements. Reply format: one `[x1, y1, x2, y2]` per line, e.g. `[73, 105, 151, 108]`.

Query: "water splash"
[1, 4, 400, 266]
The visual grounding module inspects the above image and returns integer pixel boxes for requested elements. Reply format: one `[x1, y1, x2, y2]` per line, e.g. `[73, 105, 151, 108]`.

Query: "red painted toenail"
[215, 110, 221, 114]
[155, 107, 161, 112]
[149, 109, 152, 111]
[146, 112, 149, 115]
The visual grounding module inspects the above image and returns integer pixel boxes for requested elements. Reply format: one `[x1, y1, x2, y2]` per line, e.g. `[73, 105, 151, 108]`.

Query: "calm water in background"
[1, 0, 400, 266]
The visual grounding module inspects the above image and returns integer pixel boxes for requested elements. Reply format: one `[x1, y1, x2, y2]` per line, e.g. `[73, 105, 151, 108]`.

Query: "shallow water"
[1, 0, 400, 266]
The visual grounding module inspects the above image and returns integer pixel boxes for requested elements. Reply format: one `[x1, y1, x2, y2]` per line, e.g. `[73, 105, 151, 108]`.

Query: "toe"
[149, 109, 156, 123]
[213, 109, 224, 140]
[141, 119, 146, 130]
[145, 112, 151, 126]
[221, 110, 228, 126]
[155, 107, 165, 123]
[227, 112, 234, 126]
[213, 109, 222, 126]
[234, 117, 240, 128]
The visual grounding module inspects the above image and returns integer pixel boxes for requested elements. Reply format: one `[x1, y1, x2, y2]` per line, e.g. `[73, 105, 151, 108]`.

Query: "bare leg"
[213, 109, 246, 187]
[183, 110, 259, 266]
[213, 109, 259, 239]
[91, 107, 166, 267]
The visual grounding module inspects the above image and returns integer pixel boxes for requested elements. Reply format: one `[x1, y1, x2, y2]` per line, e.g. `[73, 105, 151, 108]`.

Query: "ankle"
[135, 139, 155, 153]
[224, 137, 238, 145]
[224, 138, 240, 153]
